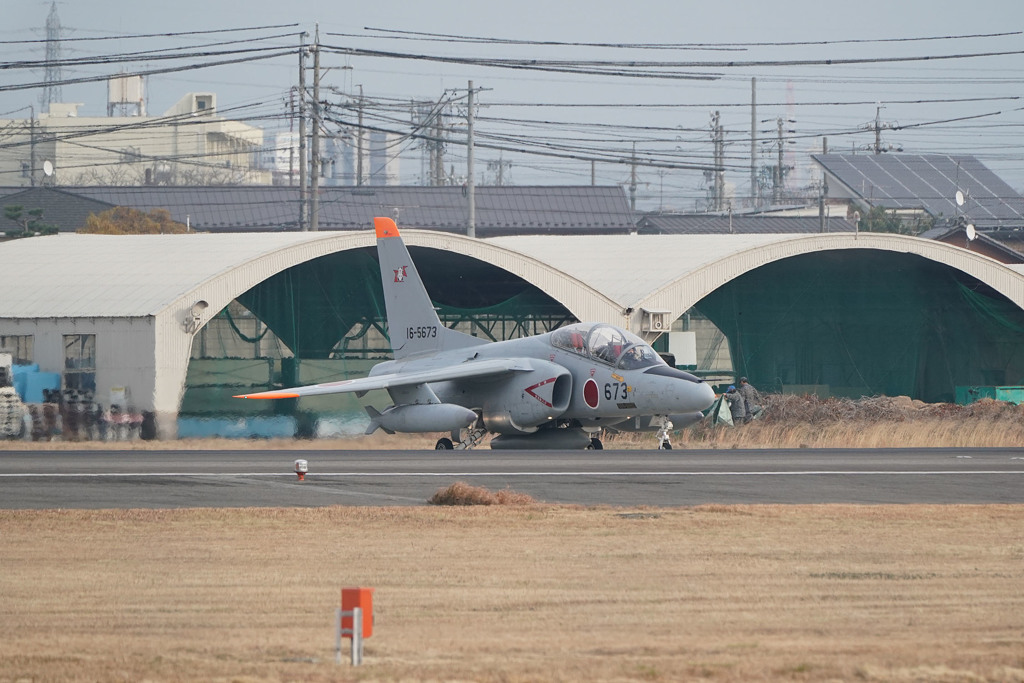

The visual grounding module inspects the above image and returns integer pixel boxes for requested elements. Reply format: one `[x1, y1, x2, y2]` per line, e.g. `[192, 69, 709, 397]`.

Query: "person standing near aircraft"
[737, 377, 762, 423]
[724, 385, 746, 424]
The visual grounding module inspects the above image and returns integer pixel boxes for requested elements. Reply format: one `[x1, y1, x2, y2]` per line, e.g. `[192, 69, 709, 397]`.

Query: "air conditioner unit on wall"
[641, 309, 672, 333]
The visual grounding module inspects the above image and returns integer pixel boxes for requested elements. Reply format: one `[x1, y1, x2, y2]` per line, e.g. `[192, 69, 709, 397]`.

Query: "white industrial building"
[0, 91, 268, 187]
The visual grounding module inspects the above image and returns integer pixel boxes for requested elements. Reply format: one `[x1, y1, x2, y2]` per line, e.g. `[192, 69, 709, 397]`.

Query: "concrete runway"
[2, 447, 1023, 508]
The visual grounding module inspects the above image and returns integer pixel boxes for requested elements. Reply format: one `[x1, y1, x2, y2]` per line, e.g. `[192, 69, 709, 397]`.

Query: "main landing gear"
[587, 437, 603, 450]
[436, 424, 488, 450]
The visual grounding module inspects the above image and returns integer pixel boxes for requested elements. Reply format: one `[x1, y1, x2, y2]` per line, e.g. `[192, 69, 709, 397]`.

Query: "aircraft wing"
[234, 358, 530, 400]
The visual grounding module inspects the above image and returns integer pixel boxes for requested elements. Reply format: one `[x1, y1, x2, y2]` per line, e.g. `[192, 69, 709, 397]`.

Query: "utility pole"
[310, 25, 321, 232]
[711, 111, 724, 212]
[288, 88, 296, 186]
[710, 111, 718, 210]
[28, 105, 36, 187]
[864, 104, 899, 153]
[356, 85, 364, 185]
[466, 80, 475, 238]
[750, 77, 757, 208]
[412, 100, 437, 186]
[487, 153, 511, 185]
[629, 142, 637, 212]
[422, 99, 448, 187]
[432, 115, 444, 185]
[776, 118, 784, 204]
[766, 117, 795, 204]
[819, 136, 829, 232]
[298, 32, 308, 231]
[874, 106, 882, 155]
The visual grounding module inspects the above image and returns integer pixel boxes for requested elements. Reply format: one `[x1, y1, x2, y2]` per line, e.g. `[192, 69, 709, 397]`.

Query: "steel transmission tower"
[41, 2, 63, 112]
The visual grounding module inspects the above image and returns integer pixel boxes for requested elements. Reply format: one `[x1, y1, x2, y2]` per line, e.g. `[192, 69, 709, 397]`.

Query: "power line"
[0, 23, 301, 44]
[1, 43, 297, 71]
[323, 110, 735, 172]
[319, 45, 719, 80]
[3, 16, 1022, 208]
[485, 96, 1022, 108]
[0, 49, 295, 93]
[351, 27, 1023, 49]
[324, 43, 1024, 73]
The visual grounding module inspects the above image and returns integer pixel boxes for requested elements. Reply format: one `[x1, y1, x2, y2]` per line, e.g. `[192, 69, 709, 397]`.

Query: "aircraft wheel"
[658, 441, 673, 450]
[587, 437, 603, 450]
[435, 437, 454, 450]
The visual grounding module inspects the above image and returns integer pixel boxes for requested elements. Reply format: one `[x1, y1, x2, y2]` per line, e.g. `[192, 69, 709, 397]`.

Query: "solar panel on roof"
[813, 154, 1024, 227]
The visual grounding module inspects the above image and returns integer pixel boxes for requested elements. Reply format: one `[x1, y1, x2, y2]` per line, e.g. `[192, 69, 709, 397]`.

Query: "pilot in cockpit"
[618, 345, 646, 369]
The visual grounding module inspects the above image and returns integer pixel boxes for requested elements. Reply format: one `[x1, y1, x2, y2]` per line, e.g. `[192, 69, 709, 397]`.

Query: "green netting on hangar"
[231, 246, 574, 359]
[180, 246, 575, 416]
[183, 241, 1024, 413]
[695, 250, 1024, 403]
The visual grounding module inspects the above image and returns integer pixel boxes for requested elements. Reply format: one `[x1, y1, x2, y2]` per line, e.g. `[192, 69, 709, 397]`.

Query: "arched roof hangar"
[6, 231, 1018, 333]
[3, 230, 1024, 427]
[222, 232, 1024, 405]
[633, 232, 1024, 317]
[191, 230, 620, 330]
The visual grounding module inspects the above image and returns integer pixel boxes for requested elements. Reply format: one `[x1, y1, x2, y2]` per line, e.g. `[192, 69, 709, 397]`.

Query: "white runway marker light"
[294, 459, 308, 481]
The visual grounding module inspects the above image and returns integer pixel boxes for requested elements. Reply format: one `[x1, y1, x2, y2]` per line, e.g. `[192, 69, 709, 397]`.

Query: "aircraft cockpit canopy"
[550, 323, 665, 370]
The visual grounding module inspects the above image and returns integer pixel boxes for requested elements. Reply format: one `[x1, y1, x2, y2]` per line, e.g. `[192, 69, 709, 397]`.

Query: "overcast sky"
[3, 0, 1023, 209]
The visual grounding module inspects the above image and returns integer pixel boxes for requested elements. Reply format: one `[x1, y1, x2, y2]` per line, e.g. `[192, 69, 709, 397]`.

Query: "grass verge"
[1, 505, 1022, 682]
[4, 396, 1022, 451]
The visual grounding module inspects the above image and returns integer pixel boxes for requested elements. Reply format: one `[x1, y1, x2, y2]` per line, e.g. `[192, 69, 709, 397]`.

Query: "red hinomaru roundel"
[583, 378, 600, 409]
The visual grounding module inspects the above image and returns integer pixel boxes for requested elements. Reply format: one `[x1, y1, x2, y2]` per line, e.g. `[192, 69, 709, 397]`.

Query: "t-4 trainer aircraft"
[235, 218, 715, 449]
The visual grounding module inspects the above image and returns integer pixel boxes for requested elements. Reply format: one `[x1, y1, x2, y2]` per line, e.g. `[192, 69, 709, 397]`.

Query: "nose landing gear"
[654, 416, 674, 450]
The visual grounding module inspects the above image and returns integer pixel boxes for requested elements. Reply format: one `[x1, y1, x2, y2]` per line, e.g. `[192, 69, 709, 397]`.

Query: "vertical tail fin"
[374, 217, 485, 360]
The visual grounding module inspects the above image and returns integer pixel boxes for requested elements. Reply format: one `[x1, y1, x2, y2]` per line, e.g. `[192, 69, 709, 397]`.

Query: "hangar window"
[0, 335, 33, 365]
[63, 334, 96, 393]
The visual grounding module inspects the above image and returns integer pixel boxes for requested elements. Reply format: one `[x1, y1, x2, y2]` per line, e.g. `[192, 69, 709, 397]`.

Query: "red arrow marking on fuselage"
[525, 377, 557, 407]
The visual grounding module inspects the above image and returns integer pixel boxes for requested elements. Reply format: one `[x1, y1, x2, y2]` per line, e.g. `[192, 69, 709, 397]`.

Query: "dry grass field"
[4, 395, 1023, 451]
[677, 395, 1024, 450]
[3, 395, 1023, 681]
[2, 504, 1023, 682]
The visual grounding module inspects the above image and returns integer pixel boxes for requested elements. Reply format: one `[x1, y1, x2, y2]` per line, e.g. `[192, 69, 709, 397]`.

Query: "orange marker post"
[341, 587, 374, 638]
[337, 587, 374, 666]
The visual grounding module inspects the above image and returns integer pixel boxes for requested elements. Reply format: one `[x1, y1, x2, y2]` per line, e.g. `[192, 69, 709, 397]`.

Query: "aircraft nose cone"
[642, 366, 717, 411]
[696, 381, 716, 409]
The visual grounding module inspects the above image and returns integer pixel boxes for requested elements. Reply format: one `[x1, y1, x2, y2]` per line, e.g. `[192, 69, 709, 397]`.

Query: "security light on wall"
[184, 300, 209, 333]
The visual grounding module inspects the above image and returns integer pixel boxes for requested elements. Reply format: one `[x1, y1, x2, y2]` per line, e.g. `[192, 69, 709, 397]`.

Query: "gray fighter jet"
[235, 217, 715, 449]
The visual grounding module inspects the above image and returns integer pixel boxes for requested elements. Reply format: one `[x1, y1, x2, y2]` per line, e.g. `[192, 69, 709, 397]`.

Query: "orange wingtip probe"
[233, 392, 301, 399]
[374, 216, 400, 239]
